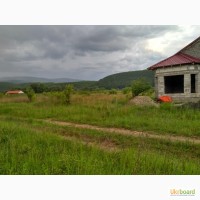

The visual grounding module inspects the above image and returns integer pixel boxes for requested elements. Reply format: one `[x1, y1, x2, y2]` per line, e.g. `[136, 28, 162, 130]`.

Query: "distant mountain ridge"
[0, 76, 81, 83]
[0, 70, 154, 92]
[98, 70, 154, 89]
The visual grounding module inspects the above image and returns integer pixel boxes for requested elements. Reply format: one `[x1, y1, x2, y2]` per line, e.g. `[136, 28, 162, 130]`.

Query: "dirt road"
[45, 119, 200, 145]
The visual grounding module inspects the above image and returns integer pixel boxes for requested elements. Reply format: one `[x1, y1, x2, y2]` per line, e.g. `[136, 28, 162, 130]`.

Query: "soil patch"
[129, 96, 159, 107]
[45, 119, 200, 145]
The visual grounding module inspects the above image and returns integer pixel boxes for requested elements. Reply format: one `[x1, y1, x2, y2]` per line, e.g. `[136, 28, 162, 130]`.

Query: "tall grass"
[0, 120, 200, 175]
[0, 93, 200, 136]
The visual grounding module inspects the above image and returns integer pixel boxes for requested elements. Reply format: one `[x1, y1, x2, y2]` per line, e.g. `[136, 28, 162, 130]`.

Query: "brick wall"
[181, 39, 200, 59]
[155, 64, 200, 102]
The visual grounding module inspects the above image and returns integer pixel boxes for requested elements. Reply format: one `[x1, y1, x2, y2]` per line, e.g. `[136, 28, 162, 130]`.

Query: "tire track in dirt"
[44, 119, 200, 145]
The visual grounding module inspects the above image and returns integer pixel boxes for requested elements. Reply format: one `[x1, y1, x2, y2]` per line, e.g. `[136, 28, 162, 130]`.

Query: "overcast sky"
[0, 25, 199, 80]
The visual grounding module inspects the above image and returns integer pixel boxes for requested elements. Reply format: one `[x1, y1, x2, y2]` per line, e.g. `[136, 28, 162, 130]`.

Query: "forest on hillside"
[0, 70, 154, 92]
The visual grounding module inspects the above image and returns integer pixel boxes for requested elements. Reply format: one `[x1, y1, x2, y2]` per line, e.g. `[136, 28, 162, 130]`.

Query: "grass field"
[0, 92, 200, 174]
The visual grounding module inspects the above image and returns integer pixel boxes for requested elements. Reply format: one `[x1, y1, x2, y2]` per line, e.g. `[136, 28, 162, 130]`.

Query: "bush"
[25, 87, 36, 102]
[131, 78, 151, 97]
[109, 89, 118, 94]
[63, 84, 74, 104]
[122, 87, 132, 94]
[140, 88, 155, 99]
[46, 91, 65, 104]
[44, 85, 73, 105]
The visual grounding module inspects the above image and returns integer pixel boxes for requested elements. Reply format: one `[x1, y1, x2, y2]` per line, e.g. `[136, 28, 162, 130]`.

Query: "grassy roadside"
[0, 93, 200, 137]
[0, 118, 200, 175]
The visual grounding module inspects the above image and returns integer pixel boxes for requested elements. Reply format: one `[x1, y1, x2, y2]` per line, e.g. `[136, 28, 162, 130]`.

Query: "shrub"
[140, 88, 155, 99]
[48, 91, 65, 104]
[131, 78, 151, 97]
[109, 89, 118, 94]
[25, 87, 36, 102]
[122, 87, 132, 94]
[63, 84, 74, 104]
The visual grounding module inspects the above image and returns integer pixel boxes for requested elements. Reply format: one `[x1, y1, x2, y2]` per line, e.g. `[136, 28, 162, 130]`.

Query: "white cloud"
[146, 25, 200, 56]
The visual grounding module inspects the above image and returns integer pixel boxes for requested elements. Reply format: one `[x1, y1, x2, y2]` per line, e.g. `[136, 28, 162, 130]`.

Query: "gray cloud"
[0, 25, 199, 80]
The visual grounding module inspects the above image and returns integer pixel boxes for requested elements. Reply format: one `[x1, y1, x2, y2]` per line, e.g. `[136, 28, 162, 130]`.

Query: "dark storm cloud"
[0, 25, 179, 59]
[0, 25, 199, 80]
[73, 26, 179, 53]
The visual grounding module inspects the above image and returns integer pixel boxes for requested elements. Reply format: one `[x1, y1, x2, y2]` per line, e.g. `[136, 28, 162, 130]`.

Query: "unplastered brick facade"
[148, 36, 200, 103]
[182, 39, 200, 59]
[155, 65, 200, 102]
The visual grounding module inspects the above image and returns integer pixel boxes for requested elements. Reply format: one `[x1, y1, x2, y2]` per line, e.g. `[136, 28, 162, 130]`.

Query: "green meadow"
[0, 92, 200, 174]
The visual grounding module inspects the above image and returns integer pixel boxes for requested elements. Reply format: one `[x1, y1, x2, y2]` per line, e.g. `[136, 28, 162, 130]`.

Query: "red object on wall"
[158, 96, 172, 103]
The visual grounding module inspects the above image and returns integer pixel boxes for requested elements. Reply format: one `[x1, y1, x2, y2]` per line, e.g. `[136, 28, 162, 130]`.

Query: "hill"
[0, 82, 30, 92]
[0, 70, 154, 92]
[98, 70, 154, 89]
[0, 76, 81, 83]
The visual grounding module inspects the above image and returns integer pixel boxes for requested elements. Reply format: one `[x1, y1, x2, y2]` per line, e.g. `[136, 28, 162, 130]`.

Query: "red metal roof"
[148, 36, 200, 70]
[148, 52, 200, 70]
[6, 90, 24, 94]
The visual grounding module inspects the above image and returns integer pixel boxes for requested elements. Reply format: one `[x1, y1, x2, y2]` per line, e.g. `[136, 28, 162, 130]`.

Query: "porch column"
[154, 76, 158, 97]
[184, 73, 191, 94]
[196, 72, 200, 93]
[157, 76, 164, 96]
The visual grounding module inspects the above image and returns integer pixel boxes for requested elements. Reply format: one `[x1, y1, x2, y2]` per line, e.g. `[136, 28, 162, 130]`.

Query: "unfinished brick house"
[148, 36, 200, 102]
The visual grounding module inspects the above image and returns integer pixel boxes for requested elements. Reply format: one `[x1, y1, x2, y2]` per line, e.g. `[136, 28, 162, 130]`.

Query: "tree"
[30, 83, 47, 93]
[25, 87, 36, 102]
[131, 78, 151, 97]
[63, 84, 73, 104]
